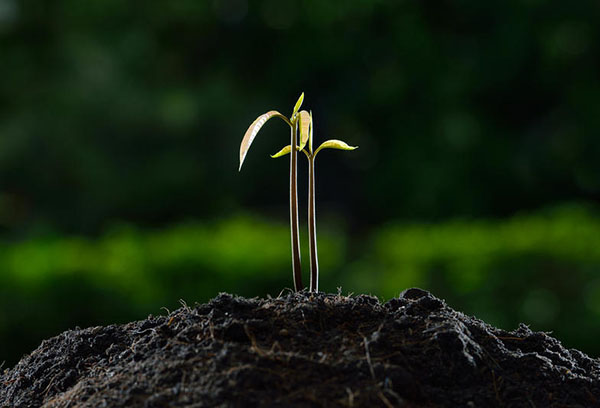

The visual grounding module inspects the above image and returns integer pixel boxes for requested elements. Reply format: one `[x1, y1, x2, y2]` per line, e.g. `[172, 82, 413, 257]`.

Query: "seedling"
[239, 93, 356, 292]
[239, 93, 309, 291]
[271, 109, 357, 292]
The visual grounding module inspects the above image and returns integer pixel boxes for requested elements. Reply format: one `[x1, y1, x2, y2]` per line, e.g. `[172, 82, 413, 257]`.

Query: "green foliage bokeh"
[2, 206, 600, 366]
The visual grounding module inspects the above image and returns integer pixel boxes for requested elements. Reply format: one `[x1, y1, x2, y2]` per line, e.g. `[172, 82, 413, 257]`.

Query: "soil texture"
[1, 288, 599, 407]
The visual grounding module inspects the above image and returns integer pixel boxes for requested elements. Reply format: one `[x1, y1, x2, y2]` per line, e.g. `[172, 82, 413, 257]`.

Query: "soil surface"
[1, 288, 599, 407]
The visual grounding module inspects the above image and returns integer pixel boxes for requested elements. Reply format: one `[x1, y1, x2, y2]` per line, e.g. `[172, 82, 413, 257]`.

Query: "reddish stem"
[290, 122, 303, 291]
[308, 156, 319, 292]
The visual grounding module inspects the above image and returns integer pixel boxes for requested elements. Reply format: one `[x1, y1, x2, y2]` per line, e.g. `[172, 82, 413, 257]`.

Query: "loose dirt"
[1, 288, 599, 407]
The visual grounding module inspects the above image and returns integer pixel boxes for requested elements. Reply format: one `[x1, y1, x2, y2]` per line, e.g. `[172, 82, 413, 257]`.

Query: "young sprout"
[239, 93, 309, 291]
[271, 108, 357, 292]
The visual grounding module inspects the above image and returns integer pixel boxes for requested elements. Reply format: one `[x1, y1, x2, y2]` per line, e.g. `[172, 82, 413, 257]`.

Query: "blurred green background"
[1, 0, 599, 367]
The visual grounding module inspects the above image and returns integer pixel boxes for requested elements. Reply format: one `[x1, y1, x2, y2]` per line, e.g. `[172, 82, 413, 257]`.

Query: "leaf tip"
[270, 144, 292, 159]
[292, 92, 305, 118]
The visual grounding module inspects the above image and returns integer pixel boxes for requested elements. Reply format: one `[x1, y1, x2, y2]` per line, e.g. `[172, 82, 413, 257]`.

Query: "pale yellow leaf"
[291, 92, 304, 119]
[298, 110, 310, 151]
[271, 145, 291, 158]
[271, 145, 310, 159]
[314, 139, 358, 156]
[239, 110, 288, 171]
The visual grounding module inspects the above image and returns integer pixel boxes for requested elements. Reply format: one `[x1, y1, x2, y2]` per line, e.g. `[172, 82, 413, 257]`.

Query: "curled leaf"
[271, 145, 291, 158]
[291, 92, 304, 119]
[239, 110, 289, 171]
[314, 139, 358, 156]
[298, 110, 310, 151]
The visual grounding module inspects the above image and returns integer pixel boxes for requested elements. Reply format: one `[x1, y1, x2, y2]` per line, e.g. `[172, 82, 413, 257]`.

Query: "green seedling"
[271, 110, 357, 292]
[239, 93, 309, 291]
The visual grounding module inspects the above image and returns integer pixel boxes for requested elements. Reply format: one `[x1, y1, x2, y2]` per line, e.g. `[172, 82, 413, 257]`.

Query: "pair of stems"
[289, 122, 318, 293]
[240, 97, 354, 293]
[239, 98, 341, 293]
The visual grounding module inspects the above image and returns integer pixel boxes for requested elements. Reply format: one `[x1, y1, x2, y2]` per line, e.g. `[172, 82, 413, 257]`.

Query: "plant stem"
[290, 122, 303, 291]
[308, 156, 319, 292]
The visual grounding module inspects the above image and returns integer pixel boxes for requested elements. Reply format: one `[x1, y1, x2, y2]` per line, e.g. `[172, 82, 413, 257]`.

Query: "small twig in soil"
[180, 371, 187, 394]
[244, 325, 267, 357]
[492, 369, 502, 406]
[277, 287, 294, 298]
[43, 372, 61, 398]
[299, 310, 308, 329]
[225, 364, 253, 376]
[179, 299, 190, 312]
[377, 391, 395, 408]
[362, 335, 396, 408]
[496, 336, 525, 341]
[207, 317, 215, 340]
[383, 386, 404, 407]
[345, 387, 355, 407]
[362, 336, 376, 381]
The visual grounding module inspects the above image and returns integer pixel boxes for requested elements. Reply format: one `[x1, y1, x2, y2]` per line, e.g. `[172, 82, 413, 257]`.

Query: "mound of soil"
[1, 288, 599, 407]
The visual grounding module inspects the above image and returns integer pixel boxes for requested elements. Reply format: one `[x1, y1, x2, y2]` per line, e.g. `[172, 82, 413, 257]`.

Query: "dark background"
[1, 0, 600, 367]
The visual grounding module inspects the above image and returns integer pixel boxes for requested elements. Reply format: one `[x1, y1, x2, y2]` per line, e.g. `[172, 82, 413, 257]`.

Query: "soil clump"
[1, 288, 599, 407]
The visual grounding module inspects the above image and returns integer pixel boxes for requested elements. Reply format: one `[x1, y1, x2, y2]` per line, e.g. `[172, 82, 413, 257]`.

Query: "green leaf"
[239, 110, 289, 171]
[291, 92, 304, 119]
[271, 145, 310, 159]
[270, 145, 291, 158]
[298, 110, 310, 151]
[314, 139, 358, 157]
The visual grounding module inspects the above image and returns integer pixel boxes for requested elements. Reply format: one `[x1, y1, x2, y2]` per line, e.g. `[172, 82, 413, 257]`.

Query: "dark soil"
[1, 288, 599, 407]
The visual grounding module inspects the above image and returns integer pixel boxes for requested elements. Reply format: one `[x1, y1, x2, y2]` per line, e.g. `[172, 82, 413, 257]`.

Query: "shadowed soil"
[1, 288, 599, 407]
